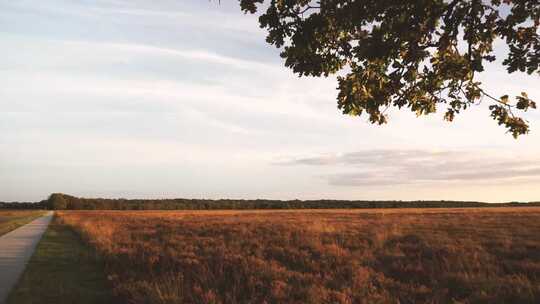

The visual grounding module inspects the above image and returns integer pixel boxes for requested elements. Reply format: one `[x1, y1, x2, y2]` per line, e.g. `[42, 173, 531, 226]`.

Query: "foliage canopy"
[239, 0, 539, 137]
[48, 193, 68, 210]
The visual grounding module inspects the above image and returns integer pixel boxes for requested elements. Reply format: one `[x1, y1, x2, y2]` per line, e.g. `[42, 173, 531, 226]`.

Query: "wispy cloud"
[281, 150, 540, 186]
[61, 40, 278, 71]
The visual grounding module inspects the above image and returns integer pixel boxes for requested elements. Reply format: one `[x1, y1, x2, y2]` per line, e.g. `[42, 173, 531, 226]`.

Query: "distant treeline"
[1, 193, 540, 210]
[0, 201, 47, 209]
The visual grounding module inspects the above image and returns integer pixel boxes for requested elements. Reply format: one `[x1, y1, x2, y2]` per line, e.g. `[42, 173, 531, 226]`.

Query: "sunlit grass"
[58, 208, 540, 303]
[0, 210, 46, 236]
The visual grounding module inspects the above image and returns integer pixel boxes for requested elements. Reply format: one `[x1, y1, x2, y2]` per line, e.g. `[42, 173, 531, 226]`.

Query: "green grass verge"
[0, 211, 46, 236]
[7, 216, 115, 304]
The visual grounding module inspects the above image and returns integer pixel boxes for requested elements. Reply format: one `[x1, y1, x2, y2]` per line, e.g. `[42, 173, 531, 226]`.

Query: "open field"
[56, 208, 540, 303]
[0, 210, 46, 236]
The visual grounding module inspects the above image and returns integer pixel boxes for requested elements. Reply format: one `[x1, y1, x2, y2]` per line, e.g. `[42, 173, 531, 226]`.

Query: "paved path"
[0, 212, 53, 304]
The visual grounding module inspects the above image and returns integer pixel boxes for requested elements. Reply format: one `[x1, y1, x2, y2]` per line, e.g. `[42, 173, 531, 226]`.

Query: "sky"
[1, 0, 539, 203]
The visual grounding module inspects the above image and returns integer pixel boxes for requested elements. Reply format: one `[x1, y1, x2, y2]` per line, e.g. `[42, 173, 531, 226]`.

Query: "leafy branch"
[239, 0, 539, 138]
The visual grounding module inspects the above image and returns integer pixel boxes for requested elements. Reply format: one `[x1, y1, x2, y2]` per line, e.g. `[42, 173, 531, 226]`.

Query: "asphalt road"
[0, 212, 53, 304]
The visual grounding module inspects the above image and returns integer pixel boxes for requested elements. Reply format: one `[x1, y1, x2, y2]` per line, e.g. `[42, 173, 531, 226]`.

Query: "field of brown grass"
[0, 210, 45, 236]
[57, 208, 540, 304]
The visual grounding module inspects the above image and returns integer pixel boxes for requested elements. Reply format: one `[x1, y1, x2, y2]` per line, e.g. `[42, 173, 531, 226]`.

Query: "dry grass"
[57, 208, 540, 304]
[0, 210, 46, 236]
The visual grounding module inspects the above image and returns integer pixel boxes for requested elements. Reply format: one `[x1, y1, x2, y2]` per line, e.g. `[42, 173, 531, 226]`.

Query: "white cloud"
[283, 149, 540, 186]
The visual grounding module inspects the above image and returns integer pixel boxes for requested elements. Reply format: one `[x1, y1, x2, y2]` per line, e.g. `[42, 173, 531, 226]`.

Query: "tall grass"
[57, 208, 540, 303]
[0, 210, 46, 236]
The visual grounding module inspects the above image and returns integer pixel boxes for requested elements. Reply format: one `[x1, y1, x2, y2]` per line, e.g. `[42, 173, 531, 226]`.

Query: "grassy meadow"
[52, 208, 540, 304]
[0, 210, 46, 236]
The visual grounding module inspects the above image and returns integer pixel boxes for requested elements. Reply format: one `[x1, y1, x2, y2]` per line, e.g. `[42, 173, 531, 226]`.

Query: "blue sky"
[1, 0, 539, 202]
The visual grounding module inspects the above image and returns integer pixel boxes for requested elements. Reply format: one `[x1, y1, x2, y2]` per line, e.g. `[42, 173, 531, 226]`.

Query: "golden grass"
[57, 207, 540, 303]
[0, 210, 46, 236]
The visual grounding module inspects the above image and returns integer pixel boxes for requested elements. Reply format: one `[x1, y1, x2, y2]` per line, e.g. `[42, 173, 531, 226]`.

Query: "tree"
[48, 193, 68, 210]
[239, 0, 539, 137]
